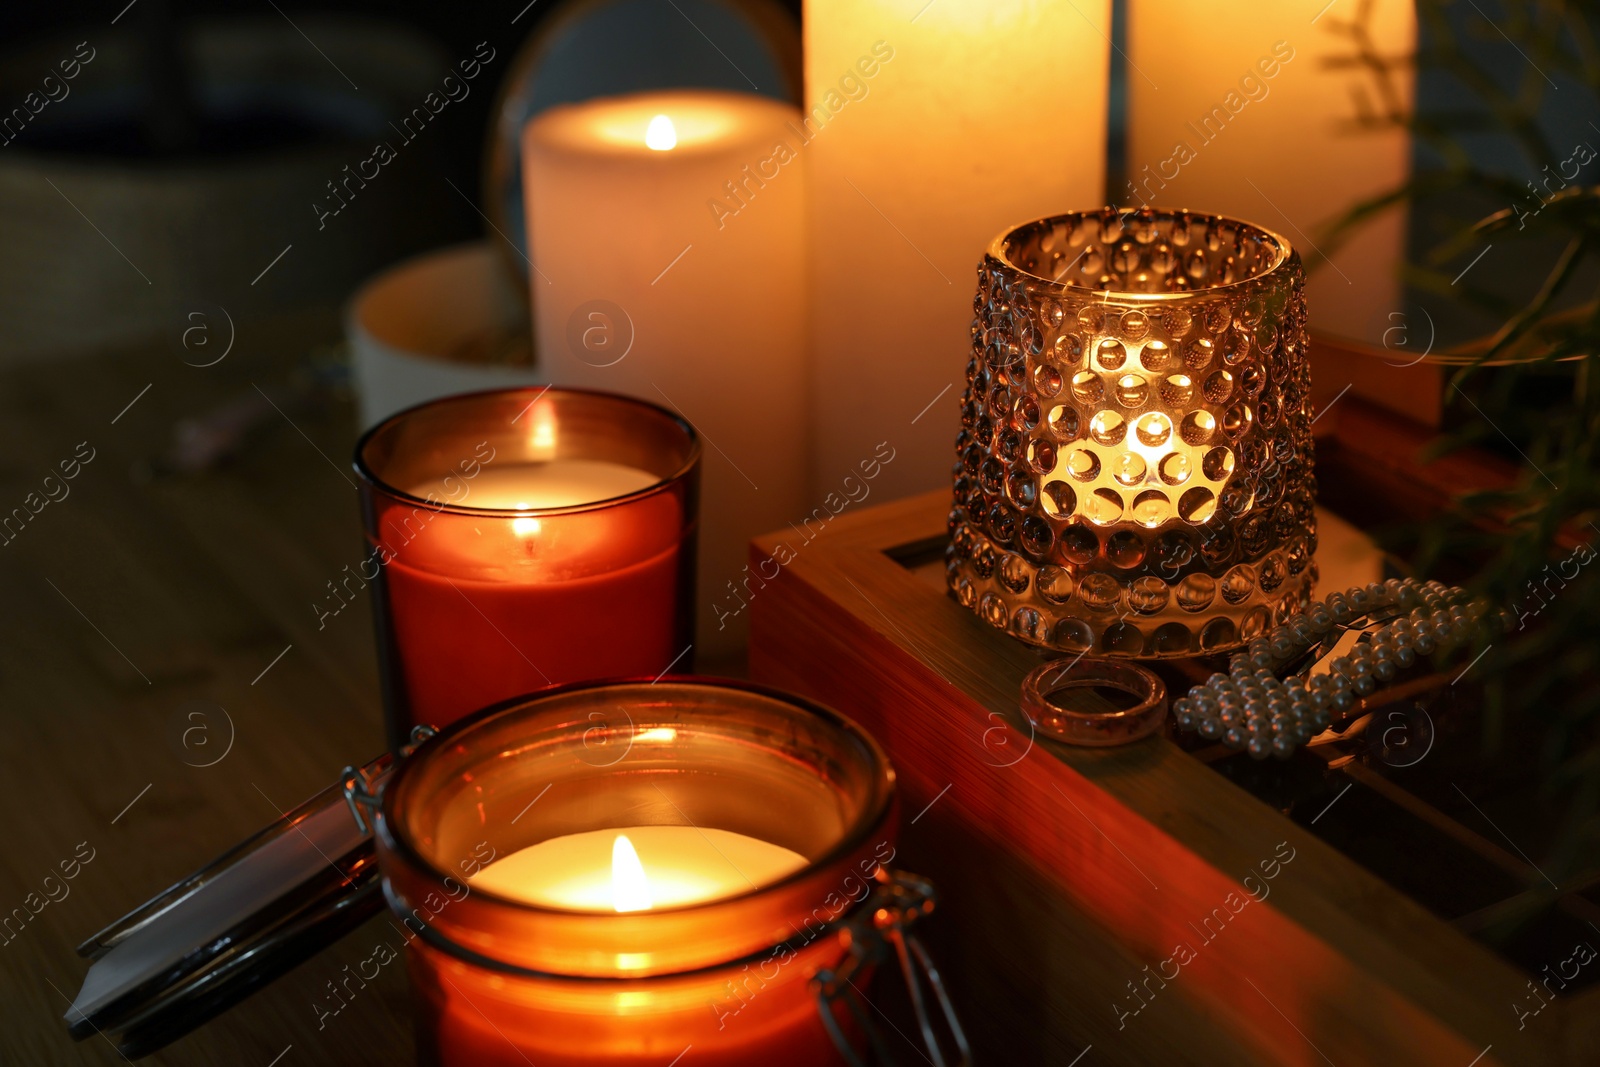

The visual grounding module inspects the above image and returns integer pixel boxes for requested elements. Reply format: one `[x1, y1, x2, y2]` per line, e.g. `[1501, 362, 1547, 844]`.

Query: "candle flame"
[645, 114, 677, 151]
[611, 834, 653, 912]
[511, 511, 541, 537]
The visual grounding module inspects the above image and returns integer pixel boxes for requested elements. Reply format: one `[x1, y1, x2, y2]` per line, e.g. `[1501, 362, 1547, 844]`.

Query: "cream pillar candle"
[524, 91, 808, 662]
[805, 0, 1111, 500]
[1127, 0, 1416, 346]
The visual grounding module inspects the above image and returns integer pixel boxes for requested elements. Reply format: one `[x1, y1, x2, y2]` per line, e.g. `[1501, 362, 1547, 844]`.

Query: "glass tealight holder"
[949, 207, 1317, 658]
[355, 387, 700, 748]
[367, 679, 959, 1067]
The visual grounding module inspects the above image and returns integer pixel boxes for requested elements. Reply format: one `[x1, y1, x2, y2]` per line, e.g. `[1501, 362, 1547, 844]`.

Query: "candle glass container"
[948, 207, 1316, 658]
[370, 678, 944, 1067]
[63, 681, 963, 1064]
[356, 387, 700, 748]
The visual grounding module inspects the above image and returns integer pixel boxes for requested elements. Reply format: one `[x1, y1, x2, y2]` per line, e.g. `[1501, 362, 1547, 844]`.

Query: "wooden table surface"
[0, 311, 418, 1066]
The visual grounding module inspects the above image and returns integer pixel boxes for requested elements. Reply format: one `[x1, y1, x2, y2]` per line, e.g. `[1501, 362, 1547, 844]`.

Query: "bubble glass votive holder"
[948, 208, 1317, 658]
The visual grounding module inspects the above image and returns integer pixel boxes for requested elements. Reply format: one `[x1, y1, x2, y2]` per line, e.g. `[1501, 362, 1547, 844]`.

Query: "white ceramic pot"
[346, 241, 539, 429]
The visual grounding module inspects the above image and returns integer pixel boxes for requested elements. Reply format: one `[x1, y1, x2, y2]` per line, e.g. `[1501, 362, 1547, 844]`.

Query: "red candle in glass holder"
[356, 388, 700, 746]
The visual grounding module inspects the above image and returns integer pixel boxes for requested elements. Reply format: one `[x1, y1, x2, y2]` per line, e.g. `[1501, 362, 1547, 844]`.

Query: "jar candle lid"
[58, 739, 422, 1059]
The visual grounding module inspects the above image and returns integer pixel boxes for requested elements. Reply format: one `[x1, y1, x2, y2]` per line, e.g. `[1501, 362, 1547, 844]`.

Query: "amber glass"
[355, 388, 700, 748]
[949, 207, 1316, 659]
[373, 679, 898, 1067]
[1019, 657, 1167, 746]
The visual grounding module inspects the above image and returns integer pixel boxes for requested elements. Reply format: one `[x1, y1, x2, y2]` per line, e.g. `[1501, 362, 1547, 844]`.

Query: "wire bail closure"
[341, 724, 436, 834]
[813, 870, 971, 1067]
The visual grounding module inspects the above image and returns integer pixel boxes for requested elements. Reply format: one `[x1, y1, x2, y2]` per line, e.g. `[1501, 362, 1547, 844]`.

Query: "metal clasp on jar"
[340, 724, 437, 834]
[813, 869, 971, 1067]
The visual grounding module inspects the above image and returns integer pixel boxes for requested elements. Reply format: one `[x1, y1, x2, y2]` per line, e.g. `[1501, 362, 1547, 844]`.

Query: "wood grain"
[749, 491, 1595, 1066]
[0, 311, 414, 1066]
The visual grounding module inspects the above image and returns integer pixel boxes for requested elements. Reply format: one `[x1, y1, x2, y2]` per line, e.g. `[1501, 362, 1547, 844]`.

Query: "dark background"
[0, 0, 807, 251]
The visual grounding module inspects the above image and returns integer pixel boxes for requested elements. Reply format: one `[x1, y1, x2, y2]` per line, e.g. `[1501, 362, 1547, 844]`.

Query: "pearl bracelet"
[1172, 577, 1504, 760]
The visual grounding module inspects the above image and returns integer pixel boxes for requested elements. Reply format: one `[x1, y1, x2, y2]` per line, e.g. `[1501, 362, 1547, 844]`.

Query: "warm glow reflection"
[644, 114, 677, 151]
[577, 97, 737, 151]
[612, 835, 652, 913]
[635, 727, 679, 743]
[511, 512, 541, 537]
[530, 406, 557, 456]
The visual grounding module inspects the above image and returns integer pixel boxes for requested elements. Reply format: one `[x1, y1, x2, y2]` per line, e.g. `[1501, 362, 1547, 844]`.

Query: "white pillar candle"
[524, 91, 809, 662]
[805, 0, 1112, 500]
[1126, 0, 1416, 346]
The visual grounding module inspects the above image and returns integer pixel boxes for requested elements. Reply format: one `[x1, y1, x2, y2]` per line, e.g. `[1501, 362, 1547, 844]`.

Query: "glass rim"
[351, 385, 702, 519]
[377, 675, 898, 922]
[988, 206, 1296, 301]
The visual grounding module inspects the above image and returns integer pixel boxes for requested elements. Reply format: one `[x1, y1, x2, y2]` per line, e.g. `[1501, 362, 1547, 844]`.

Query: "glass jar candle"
[355, 387, 700, 747]
[368, 679, 929, 1067]
[62, 682, 962, 1064]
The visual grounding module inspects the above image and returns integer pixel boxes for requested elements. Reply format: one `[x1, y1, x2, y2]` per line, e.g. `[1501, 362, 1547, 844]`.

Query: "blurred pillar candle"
[346, 241, 539, 430]
[804, 0, 1111, 500]
[355, 388, 700, 749]
[524, 91, 808, 664]
[1126, 0, 1416, 345]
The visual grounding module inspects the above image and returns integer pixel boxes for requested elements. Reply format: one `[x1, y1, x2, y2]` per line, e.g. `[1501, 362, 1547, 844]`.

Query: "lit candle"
[471, 827, 809, 912]
[524, 91, 809, 661]
[356, 389, 699, 744]
[1126, 0, 1416, 345]
[63, 680, 942, 1067]
[379, 679, 905, 1067]
[805, 0, 1112, 500]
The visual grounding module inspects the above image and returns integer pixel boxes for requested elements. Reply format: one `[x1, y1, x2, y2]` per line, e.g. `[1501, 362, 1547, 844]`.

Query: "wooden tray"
[747, 466, 1594, 1065]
